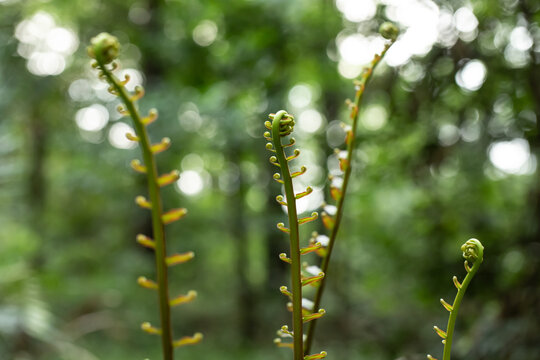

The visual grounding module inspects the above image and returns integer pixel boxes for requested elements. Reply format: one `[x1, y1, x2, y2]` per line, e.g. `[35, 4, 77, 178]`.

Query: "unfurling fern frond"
[265, 110, 326, 360]
[427, 238, 484, 360]
[88, 33, 201, 360]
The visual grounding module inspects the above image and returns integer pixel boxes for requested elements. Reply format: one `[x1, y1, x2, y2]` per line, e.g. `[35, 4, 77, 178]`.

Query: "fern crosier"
[427, 238, 484, 360]
[303, 22, 399, 355]
[264, 111, 326, 360]
[88, 33, 202, 360]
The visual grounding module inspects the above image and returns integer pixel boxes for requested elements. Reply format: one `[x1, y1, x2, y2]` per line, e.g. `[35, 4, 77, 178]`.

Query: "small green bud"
[88, 32, 120, 64]
[379, 22, 399, 41]
[461, 238, 484, 263]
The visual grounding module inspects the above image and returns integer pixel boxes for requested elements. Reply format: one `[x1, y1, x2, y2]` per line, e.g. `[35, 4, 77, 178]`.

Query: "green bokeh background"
[1, 0, 539, 359]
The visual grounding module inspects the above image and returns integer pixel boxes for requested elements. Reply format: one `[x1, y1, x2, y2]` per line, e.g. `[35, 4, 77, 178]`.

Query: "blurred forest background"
[1, 0, 539, 359]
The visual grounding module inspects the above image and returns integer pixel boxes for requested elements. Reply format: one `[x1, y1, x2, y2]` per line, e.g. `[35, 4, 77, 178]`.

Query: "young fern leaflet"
[427, 238, 484, 360]
[303, 23, 399, 355]
[265, 111, 326, 360]
[88, 33, 201, 360]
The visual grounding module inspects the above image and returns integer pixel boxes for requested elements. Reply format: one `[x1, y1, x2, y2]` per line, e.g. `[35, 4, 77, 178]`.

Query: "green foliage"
[0, 0, 539, 359]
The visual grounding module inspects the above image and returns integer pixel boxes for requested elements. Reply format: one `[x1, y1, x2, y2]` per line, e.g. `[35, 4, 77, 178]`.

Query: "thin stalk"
[272, 111, 304, 360]
[428, 239, 484, 360]
[304, 40, 394, 355]
[442, 245, 483, 360]
[97, 63, 173, 360]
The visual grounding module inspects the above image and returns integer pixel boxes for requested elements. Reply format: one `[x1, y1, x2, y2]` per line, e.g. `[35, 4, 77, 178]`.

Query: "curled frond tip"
[88, 32, 120, 64]
[461, 238, 484, 263]
[379, 22, 399, 41]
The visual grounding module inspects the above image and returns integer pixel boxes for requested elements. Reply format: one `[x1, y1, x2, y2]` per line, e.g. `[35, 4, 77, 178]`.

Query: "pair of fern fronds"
[88, 33, 202, 360]
[264, 23, 398, 359]
[265, 23, 485, 360]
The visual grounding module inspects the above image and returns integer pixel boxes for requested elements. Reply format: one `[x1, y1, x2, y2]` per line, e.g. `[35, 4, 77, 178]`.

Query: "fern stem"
[272, 110, 304, 360]
[442, 245, 483, 360]
[304, 41, 394, 355]
[98, 65, 174, 360]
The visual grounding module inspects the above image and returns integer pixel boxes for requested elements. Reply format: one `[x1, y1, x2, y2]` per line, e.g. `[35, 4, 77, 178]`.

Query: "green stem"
[442, 260, 482, 360]
[97, 62, 174, 360]
[272, 110, 304, 360]
[304, 41, 394, 355]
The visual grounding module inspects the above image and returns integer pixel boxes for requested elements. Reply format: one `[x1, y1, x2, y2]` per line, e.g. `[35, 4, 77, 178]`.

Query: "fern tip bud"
[88, 32, 120, 64]
[461, 238, 484, 263]
[379, 22, 399, 41]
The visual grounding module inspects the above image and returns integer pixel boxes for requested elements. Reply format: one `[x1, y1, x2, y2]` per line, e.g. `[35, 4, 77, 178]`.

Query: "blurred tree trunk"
[27, 107, 47, 214]
[229, 148, 257, 344]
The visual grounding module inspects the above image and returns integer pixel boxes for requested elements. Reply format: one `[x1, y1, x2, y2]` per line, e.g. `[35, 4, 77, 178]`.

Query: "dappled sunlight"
[75, 104, 109, 132]
[488, 139, 536, 176]
[1, 0, 538, 359]
[108, 122, 137, 150]
[193, 20, 218, 47]
[455, 59, 487, 91]
[298, 109, 324, 134]
[15, 11, 78, 76]
[176, 170, 205, 196]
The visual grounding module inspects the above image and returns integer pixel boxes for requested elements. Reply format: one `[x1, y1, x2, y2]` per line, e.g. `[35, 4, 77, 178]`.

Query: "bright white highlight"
[298, 109, 323, 133]
[383, 0, 439, 66]
[489, 139, 535, 175]
[177, 170, 204, 196]
[108, 122, 137, 149]
[361, 104, 387, 131]
[27, 52, 66, 76]
[14, 12, 78, 76]
[288, 84, 313, 108]
[45, 27, 78, 55]
[510, 27, 533, 51]
[335, 1, 475, 69]
[75, 104, 109, 132]
[338, 34, 383, 66]
[335, 0, 376, 22]
[456, 60, 487, 91]
[454, 7, 478, 33]
[119, 69, 144, 92]
[193, 20, 218, 47]
[337, 34, 384, 78]
[295, 186, 324, 214]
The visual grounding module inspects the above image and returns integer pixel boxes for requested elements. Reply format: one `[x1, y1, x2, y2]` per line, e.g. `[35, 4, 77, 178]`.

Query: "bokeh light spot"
[455, 59, 487, 91]
[193, 20, 218, 47]
[176, 170, 204, 196]
[488, 139, 534, 175]
[298, 109, 324, 133]
[108, 122, 137, 149]
[76, 104, 109, 132]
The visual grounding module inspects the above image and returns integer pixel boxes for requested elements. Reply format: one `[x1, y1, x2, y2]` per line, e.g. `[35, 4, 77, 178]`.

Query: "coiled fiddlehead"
[265, 111, 326, 360]
[303, 22, 399, 355]
[427, 238, 484, 360]
[88, 33, 201, 360]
